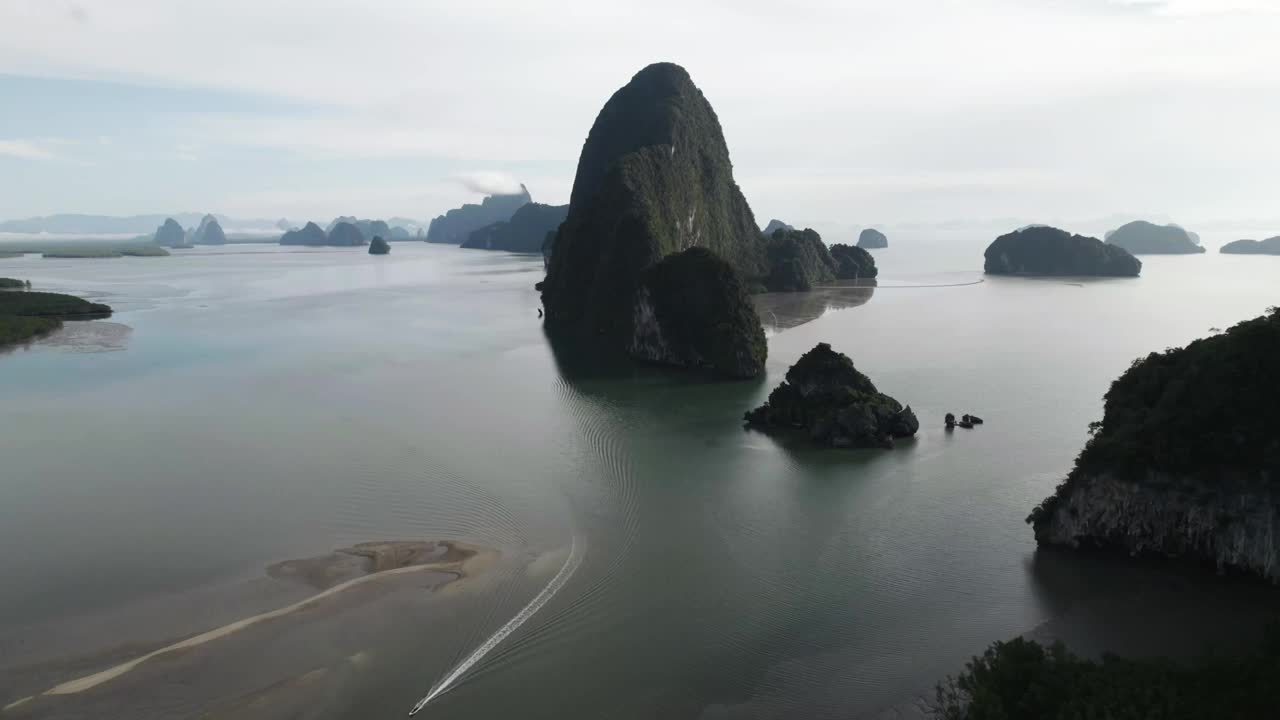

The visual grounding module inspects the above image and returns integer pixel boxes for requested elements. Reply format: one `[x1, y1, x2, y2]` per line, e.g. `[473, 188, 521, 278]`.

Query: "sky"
[1, 0, 1278, 231]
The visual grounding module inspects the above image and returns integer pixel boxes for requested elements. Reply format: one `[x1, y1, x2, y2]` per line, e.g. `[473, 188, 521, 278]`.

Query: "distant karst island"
[985, 225, 1141, 277]
[368, 236, 390, 255]
[192, 214, 227, 245]
[427, 186, 532, 244]
[761, 219, 795, 236]
[280, 221, 366, 246]
[153, 218, 190, 248]
[1221, 236, 1280, 255]
[763, 228, 877, 291]
[744, 343, 919, 449]
[461, 202, 569, 253]
[1106, 220, 1204, 255]
[857, 228, 888, 249]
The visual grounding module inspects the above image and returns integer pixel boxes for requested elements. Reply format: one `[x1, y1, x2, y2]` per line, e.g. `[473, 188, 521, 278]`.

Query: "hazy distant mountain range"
[0, 213, 429, 236]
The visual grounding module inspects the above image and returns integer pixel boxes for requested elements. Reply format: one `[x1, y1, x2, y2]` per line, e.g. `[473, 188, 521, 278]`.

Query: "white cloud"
[0, 139, 57, 160]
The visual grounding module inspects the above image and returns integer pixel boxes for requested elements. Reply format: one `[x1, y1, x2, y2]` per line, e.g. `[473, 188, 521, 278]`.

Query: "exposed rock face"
[985, 226, 1141, 277]
[461, 203, 569, 252]
[857, 228, 888, 249]
[327, 221, 367, 247]
[1221, 237, 1280, 255]
[368, 236, 390, 255]
[762, 219, 795, 235]
[193, 214, 227, 245]
[280, 222, 328, 246]
[764, 228, 835, 291]
[744, 342, 918, 448]
[829, 244, 878, 279]
[1107, 220, 1205, 255]
[153, 218, 186, 247]
[426, 187, 532, 244]
[539, 62, 768, 377]
[629, 247, 766, 378]
[1029, 307, 1280, 581]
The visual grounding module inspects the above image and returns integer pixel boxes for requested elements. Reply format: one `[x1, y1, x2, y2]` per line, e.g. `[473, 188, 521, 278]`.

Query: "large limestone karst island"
[1029, 306, 1280, 581]
[1106, 220, 1205, 255]
[462, 203, 569, 252]
[1221, 236, 1280, 255]
[984, 225, 1141, 277]
[539, 62, 770, 378]
[426, 186, 532, 244]
[744, 343, 918, 448]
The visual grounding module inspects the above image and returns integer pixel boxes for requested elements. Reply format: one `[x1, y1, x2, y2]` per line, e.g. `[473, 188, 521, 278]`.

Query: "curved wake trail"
[408, 536, 584, 715]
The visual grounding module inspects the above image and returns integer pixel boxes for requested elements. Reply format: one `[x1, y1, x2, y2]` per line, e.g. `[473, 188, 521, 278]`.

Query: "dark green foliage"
[764, 228, 835, 291]
[0, 277, 28, 289]
[1221, 237, 1280, 255]
[745, 342, 918, 448]
[426, 187, 531, 244]
[1107, 220, 1205, 255]
[631, 247, 766, 378]
[830, 243, 878, 279]
[461, 203, 569, 252]
[280, 222, 328, 246]
[542, 62, 768, 347]
[327, 222, 366, 246]
[985, 226, 1141, 276]
[857, 228, 888, 249]
[0, 315, 61, 346]
[933, 634, 1280, 720]
[153, 218, 186, 247]
[0, 291, 112, 317]
[368, 236, 391, 255]
[1029, 307, 1280, 529]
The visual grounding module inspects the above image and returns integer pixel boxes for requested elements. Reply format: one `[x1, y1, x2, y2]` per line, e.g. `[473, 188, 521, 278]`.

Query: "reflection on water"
[754, 281, 876, 332]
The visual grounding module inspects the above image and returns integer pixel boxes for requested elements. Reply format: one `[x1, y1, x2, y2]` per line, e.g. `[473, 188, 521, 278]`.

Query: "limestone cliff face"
[1033, 471, 1280, 581]
[1029, 308, 1280, 581]
[857, 228, 888, 249]
[1106, 220, 1204, 255]
[154, 218, 186, 247]
[540, 62, 767, 378]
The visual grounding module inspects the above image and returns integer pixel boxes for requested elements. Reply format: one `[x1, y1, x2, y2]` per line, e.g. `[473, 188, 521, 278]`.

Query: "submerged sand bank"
[3, 539, 496, 711]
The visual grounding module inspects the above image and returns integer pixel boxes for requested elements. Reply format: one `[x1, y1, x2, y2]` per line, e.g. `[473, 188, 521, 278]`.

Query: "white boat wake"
[408, 536, 584, 715]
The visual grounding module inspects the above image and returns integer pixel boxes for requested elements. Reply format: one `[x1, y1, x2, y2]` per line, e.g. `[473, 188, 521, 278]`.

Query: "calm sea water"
[1, 237, 1278, 719]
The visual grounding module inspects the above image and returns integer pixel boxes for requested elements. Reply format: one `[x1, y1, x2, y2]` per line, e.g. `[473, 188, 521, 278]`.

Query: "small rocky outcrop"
[985, 226, 1141, 277]
[830, 243, 878, 279]
[153, 218, 186, 247]
[539, 62, 768, 377]
[857, 228, 888, 249]
[1106, 220, 1204, 255]
[1221, 237, 1280, 255]
[280, 222, 328, 246]
[193, 214, 227, 245]
[764, 228, 835, 291]
[461, 203, 568, 252]
[744, 343, 918, 448]
[426, 187, 532, 244]
[327, 221, 367, 247]
[762, 219, 795, 236]
[368, 236, 390, 255]
[1029, 307, 1280, 581]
